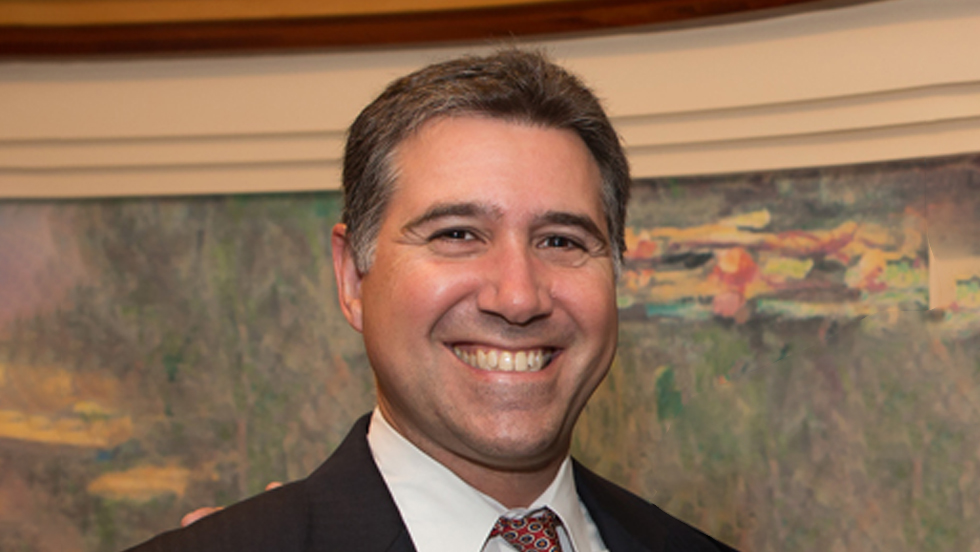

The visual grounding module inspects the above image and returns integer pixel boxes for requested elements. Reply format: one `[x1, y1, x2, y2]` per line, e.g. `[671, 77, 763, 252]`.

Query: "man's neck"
[367, 410, 606, 552]
[372, 409, 568, 508]
[439, 455, 566, 508]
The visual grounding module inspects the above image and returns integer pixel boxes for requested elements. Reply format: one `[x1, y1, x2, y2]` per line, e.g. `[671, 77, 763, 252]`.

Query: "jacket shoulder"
[122, 480, 309, 552]
[573, 461, 739, 552]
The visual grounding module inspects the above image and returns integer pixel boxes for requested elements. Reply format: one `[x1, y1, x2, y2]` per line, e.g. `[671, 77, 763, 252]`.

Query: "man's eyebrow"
[539, 211, 609, 246]
[401, 202, 502, 232]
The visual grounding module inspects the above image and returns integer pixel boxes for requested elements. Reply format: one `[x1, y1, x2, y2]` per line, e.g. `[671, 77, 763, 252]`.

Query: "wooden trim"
[0, 0, 875, 58]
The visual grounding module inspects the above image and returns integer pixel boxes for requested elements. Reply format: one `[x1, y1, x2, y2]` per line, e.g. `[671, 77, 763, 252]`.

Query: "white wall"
[0, 0, 978, 199]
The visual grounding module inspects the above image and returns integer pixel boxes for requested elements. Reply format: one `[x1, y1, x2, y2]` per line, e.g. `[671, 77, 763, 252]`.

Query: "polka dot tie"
[490, 507, 565, 552]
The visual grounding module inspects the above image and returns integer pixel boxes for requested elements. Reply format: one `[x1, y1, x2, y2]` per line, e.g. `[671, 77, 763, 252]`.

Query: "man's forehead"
[392, 115, 598, 169]
[378, 115, 607, 235]
[389, 116, 603, 187]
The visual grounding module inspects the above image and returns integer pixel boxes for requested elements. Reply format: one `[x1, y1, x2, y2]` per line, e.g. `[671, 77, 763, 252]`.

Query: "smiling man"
[126, 49, 737, 552]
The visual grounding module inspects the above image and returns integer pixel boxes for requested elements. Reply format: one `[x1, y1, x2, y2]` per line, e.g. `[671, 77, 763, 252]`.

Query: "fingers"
[181, 507, 223, 527]
[179, 482, 282, 527]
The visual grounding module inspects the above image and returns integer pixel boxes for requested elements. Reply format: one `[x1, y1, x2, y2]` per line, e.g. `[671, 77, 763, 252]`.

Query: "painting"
[2, 152, 980, 551]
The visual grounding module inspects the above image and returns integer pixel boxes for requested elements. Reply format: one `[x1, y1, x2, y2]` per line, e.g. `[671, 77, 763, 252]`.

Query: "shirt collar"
[524, 457, 595, 552]
[367, 408, 591, 552]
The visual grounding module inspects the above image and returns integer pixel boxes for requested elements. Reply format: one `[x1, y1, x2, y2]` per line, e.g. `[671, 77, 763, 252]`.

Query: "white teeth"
[453, 347, 551, 372]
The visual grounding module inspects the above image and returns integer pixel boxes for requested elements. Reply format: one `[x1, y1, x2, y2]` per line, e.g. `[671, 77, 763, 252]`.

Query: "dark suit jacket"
[126, 414, 737, 552]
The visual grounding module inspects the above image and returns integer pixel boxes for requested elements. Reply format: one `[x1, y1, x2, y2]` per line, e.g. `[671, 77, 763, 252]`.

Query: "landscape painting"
[1, 153, 979, 551]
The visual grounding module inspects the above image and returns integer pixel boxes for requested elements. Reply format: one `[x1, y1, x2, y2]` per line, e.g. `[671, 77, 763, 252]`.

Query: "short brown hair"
[342, 48, 630, 273]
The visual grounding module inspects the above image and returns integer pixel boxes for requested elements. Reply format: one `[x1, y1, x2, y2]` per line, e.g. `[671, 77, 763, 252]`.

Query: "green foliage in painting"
[0, 193, 374, 551]
[655, 367, 684, 421]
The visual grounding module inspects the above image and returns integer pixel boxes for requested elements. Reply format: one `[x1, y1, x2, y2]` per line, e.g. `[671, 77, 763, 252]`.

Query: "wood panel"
[0, 0, 874, 57]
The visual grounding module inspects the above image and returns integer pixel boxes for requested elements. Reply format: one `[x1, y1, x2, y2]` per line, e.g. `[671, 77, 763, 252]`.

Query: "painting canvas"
[2, 153, 979, 551]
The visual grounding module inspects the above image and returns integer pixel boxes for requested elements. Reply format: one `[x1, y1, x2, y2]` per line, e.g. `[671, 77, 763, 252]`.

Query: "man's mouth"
[452, 346, 554, 372]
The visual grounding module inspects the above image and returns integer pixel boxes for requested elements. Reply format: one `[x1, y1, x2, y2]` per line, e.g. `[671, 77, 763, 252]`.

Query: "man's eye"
[541, 235, 584, 250]
[432, 228, 475, 241]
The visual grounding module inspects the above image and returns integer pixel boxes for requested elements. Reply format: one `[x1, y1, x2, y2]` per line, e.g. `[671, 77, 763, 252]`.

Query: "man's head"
[332, 50, 629, 505]
[341, 49, 630, 275]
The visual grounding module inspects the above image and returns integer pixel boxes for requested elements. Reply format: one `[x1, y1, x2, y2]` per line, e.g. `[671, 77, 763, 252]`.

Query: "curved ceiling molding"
[1, 0, 879, 57]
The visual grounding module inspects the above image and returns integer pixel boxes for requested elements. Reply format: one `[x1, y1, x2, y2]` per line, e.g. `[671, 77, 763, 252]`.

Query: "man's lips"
[452, 346, 555, 372]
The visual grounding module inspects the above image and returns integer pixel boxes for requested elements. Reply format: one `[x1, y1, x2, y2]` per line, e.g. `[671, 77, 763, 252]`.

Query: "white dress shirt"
[367, 409, 608, 552]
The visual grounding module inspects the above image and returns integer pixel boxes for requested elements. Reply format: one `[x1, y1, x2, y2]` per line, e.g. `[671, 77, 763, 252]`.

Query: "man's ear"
[331, 223, 364, 333]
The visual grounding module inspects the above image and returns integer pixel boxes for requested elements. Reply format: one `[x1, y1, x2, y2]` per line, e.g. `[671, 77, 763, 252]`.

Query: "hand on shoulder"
[180, 482, 283, 527]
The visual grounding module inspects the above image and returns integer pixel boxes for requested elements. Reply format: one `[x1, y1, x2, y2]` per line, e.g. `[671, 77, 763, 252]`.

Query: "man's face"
[332, 116, 618, 475]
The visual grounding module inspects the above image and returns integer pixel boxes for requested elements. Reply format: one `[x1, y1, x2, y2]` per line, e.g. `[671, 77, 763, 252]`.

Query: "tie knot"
[490, 508, 564, 552]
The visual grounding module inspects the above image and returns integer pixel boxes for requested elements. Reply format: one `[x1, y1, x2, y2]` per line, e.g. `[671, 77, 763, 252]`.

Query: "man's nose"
[476, 243, 553, 325]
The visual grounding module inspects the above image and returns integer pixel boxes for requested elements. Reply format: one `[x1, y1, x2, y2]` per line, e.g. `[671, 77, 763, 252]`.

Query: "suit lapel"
[573, 460, 739, 552]
[304, 414, 417, 552]
[573, 461, 664, 552]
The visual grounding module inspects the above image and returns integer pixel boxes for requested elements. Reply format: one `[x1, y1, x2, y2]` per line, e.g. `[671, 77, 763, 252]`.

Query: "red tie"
[490, 508, 565, 552]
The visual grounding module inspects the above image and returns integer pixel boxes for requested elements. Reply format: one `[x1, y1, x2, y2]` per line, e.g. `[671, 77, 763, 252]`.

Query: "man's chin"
[457, 429, 572, 472]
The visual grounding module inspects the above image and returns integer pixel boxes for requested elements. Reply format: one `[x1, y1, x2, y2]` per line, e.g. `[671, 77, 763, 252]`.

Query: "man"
[126, 49, 737, 552]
